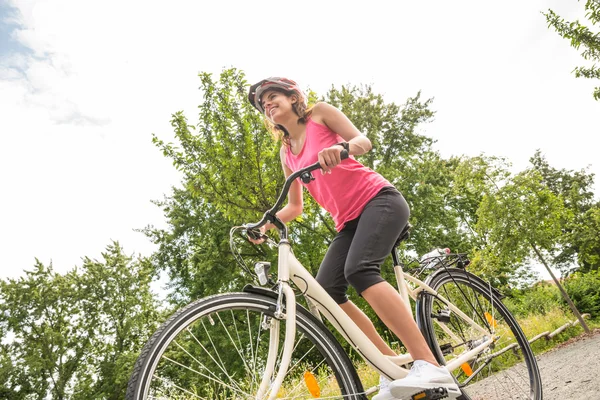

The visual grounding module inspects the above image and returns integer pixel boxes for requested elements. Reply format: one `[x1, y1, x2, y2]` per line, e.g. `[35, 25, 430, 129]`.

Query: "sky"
[0, 0, 598, 282]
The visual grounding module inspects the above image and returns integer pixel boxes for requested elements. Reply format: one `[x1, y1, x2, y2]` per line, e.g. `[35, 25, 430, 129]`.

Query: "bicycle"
[126, 154, 542, 400]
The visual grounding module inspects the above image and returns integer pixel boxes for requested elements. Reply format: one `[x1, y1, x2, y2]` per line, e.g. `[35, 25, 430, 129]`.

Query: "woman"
[247, 77, 458, 400]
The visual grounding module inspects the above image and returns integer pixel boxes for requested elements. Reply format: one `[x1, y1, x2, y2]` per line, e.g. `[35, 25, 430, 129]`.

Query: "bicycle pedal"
[410, 387, 448, 400]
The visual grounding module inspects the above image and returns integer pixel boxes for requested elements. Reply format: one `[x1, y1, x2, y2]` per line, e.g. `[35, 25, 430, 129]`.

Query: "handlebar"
[245, 149, 349, 237]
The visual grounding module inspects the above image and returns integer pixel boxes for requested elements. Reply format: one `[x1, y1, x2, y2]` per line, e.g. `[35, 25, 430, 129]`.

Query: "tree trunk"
[530, 242, 590, 333]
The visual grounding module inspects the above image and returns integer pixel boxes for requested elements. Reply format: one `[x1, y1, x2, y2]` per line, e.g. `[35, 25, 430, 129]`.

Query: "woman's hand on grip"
[247, 225, 267, 244]
[318, 145, 344, 175]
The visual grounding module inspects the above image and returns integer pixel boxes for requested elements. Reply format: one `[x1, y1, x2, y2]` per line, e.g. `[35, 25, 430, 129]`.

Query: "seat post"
[392, 223, 412, 265]
[391, 245, 401, 267]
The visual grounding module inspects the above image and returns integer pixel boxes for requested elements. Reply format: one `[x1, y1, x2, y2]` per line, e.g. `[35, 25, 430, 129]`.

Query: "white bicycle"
[126, 157, 542, 400]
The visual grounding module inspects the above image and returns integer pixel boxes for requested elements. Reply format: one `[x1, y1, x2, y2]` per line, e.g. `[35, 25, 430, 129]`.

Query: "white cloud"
[0, 0, 598, 280]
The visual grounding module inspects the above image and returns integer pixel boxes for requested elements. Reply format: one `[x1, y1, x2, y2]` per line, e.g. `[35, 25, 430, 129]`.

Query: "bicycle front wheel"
[126, 291, 365, 400]
[417, 269, 542, 400]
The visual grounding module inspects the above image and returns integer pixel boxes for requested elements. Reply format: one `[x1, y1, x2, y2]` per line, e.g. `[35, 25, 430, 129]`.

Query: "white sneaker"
[372, 375, 395, 400]
[389, 360, 461, 399]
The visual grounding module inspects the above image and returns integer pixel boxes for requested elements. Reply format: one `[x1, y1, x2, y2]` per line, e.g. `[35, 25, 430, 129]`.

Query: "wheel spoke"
[216, 311, 256, 379]
[161, 356, 249, 398]
[172, 337, 243, 393]
[183, 325, 244, 393]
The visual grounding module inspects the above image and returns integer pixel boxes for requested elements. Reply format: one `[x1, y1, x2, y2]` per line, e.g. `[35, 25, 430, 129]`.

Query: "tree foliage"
[146, 69, 281, 303]
[544, 0, 600, 100]
[574, 206, 600, 270]
[0, 242, 159, 400]
[530, 150, 599, 273]
[475, 168, 571, 287]
[563, 269, 600, 316]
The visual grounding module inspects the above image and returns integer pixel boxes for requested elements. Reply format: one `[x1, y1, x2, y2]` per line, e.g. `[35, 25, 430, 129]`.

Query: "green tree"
[544, 0, 600, 100]
[0, 262, 93, 399]
[0, 243, 159, 400]
[73, 242, 160, 400]
[445, 155, 517, 284]
[530, 150, 599, 273]
[147, 69, 281, 304]
[475, 169, 570, 286]
[0, 323, 32, 400]
[574, 206, 600, 271]
[475, 168, 590, 331]
[564, 269, 600, 316]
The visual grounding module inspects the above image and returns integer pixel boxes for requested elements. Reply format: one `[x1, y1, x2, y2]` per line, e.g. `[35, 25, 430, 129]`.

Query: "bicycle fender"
[423, 269, 505, 300]
[243, 284, 321, 321]
[243, 284, 279, 299]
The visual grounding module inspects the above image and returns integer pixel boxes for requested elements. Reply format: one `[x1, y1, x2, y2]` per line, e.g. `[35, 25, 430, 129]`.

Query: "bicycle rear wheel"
[126, 291, 366, 399]
[417, 269, 542, 400]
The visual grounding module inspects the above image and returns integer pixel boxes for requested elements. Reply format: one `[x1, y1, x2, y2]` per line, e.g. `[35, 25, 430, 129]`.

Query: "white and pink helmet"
[248, 77, 307, 114]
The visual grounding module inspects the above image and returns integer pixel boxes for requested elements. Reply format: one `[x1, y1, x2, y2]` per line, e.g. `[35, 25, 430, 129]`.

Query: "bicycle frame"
[242, 159, 496, 399]
[257, 240, 495, 400]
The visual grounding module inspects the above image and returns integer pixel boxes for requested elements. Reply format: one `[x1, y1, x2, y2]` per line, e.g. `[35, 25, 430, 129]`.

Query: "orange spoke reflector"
[485, 312, 497, 328]
[461, 362, 473, 376]
[304, 370, 321, 398]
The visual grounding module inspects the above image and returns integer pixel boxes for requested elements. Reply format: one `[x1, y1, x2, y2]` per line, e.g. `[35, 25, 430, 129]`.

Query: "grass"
[517, 307, 599, 355]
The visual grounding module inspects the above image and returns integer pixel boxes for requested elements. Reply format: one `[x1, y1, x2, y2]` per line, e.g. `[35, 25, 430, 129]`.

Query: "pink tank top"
[285, 118, 392, 232]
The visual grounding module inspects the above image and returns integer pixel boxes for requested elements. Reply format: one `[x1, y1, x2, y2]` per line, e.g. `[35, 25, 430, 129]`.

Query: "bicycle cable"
[229, 225, 278, 279]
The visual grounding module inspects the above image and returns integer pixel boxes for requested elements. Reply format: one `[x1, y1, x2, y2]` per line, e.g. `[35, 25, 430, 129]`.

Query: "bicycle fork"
[256, 242, 297, 400]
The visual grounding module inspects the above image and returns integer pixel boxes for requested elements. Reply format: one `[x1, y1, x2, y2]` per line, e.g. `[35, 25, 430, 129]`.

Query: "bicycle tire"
[126, 292, 366, 399]
[416, 268, 542, 400]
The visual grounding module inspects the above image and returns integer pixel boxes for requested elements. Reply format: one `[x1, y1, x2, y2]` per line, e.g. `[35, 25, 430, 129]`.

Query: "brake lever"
[247, 228, 269, 242]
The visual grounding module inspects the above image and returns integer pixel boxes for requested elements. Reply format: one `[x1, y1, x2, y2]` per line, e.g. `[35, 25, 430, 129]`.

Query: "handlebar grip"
[247, 228, 262, 241]
[247, 227, 269, 241]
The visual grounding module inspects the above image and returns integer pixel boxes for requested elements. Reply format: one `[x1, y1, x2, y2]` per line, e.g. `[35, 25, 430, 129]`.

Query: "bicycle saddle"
[395, 223, 412, 246]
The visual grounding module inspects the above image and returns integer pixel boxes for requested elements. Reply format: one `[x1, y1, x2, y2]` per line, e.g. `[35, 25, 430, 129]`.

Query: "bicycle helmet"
[248, 77, 307, 114]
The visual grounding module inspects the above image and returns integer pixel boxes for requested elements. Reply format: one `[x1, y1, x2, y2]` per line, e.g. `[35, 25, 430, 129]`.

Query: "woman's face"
[260, 90, 296, 122]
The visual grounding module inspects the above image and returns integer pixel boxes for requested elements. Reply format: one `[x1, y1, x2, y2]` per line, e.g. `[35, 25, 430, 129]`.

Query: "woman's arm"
[250, 146, 303, 243]
[311, 102, 373, 173]
[271, 146, 303, 226]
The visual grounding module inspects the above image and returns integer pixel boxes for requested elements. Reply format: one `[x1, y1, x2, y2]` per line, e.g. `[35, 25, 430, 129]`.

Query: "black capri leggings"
[315, 187, 410, 304]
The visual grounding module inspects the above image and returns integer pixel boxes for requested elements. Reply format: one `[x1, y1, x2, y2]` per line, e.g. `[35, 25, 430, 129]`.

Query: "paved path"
[536, 330, 600, 400]
[464, 329, 600, 400]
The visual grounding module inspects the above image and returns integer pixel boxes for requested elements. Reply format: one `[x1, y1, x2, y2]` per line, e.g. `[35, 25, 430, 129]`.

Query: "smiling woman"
[245, 76, 459, 399]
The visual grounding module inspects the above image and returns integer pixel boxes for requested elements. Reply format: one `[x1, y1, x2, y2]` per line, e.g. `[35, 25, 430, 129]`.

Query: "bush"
[564, 270, 600, 317]
[504, 283, 562, 317]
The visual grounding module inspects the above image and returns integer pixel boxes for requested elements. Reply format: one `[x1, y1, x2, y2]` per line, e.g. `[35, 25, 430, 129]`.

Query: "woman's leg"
[315, 230, 353, 305]
[362, 281, 438, 365]
[339, 300, 396, 356]
[316, 219, 397, 356]
[344, 189, 438, 366]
